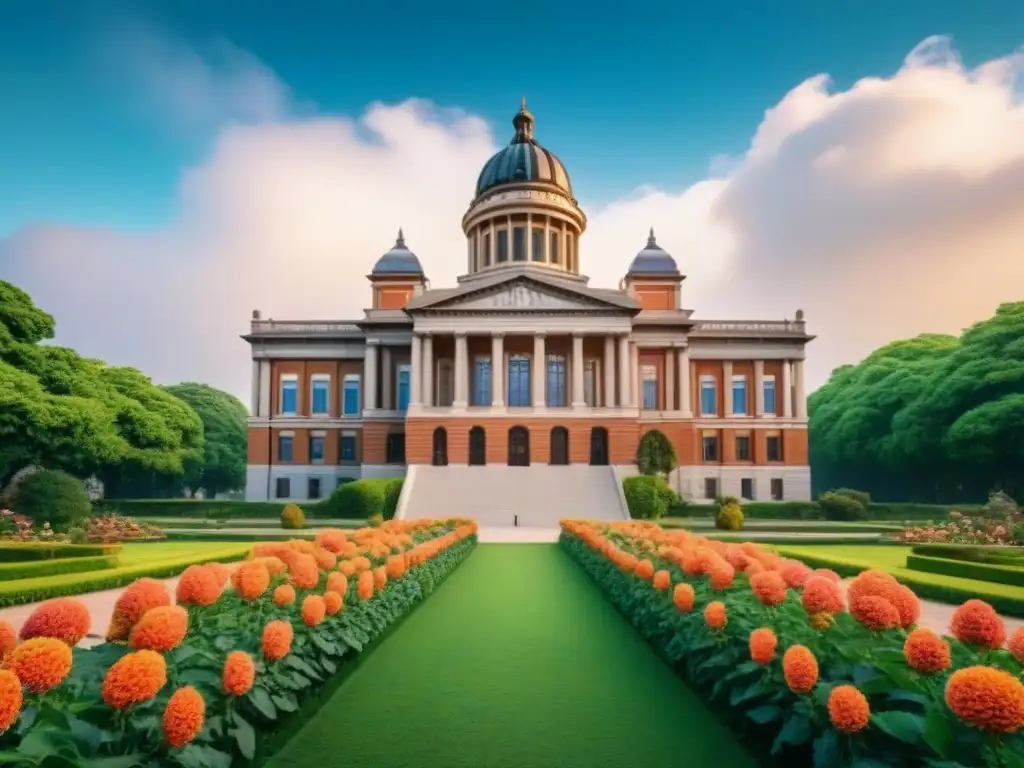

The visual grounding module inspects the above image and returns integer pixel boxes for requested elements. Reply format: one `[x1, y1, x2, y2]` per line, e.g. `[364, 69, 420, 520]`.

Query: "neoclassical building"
[244, 101, 813, 503]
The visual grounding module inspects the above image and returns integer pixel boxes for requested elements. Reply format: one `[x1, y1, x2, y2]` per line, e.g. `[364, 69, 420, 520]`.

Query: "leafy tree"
[635, 429, 677, 476]
[164, 383, 248, 496]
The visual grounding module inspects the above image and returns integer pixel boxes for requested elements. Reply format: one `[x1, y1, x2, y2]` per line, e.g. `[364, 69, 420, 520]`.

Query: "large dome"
[475, 99, 573, 198]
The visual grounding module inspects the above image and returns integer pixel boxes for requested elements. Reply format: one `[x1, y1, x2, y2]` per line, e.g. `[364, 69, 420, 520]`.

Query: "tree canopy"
[809, 301, 1024, 502]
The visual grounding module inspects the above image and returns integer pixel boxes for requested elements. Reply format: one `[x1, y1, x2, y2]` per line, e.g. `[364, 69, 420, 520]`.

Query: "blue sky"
[1, 0, 1021, 237]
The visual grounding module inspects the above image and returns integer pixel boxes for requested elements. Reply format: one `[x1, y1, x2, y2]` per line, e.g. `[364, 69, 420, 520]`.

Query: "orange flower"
[222, 651, 255, 697]
[802, 577, 844, 615]
[288, 553, 321, 590]
[635, 559, 655, 581]
[175, 565, 221, 607]
[357, 570, 374, 601]
[652, 570, 671, 591]
[326, 572, 348, 596]
[828, 685, 870, 733]
[6, 637, 73, 693]
[890, 584, 921, 628]
[273, 584, 296, 607]
[204, 562, 231, 590]
[261, 620, 293, 661]
[0, 669, 21, 734]
[312, 548, 337, 571]
[950, 600, 1006, 650]
[749, 627, 777, 665]
[780, 560, 813, 589]
[945, 666, 1024, 734]
[750, 571, 788, 607]
[102, 649, 167, 709]
[850, 595, 900, 631]
[315, 529, 348, 554]
[1009, 628, 1024, 663]
[783, 645, 818, 694]
[301, 595, 326, 628]
[163, 686, 205, 748]
[903, 627, 951, 674]
[808, 612, 834, 631]
[813, 568, 841, 583]
[0, 620, 16, 662]
[338, 560, 357, 577]
[19, 598, 91, 646]
[709, 563, 735, 591]
[704, 601, 727, 630]
[130, 606, 189, 653]
[673, 583, 695, 613]
[386, 554, 406, 580]
[107, 578, 171, 641]
[231, 562, 271, 601]
[324, 590, 343, 616]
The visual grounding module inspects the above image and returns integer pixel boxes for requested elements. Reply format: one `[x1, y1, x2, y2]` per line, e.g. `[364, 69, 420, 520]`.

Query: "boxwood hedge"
[0, 554, 119, 581]
[905, 553, 1024, 588]
[0, 543, 122, 561]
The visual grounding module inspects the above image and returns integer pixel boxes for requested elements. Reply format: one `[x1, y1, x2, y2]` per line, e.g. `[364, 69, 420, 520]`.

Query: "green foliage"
[317, 478, 404, 520]
[982, 490, 1018, 519]
[635, 429, 677, 476]
[0, 554, 118, 581]
[163, 382, 248, 496]
[809, 302, 1024, 503]
[0, 542, 120, 561]
[97, 498, 291, 518]
[281, 503, 306, 529]
[715, 502, 744, 531]
[622, 476, 675, 520]
[832, 487, 871, 507]
[909, 544, 1024, 567]
[905, 553, 1024, 587]
[818, 490, 868, 521]
[10, 469, 91, 529]
[665, 498, 691, 518]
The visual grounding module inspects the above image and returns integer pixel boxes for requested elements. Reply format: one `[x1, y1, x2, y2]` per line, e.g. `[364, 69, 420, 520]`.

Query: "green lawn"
[779, 544, 913, 568]
[117, 541, 254, 567]
[269, 545, 759, 768]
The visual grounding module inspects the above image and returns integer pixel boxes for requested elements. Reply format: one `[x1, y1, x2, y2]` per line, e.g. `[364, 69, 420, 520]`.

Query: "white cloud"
[3, 34, 1024, 404]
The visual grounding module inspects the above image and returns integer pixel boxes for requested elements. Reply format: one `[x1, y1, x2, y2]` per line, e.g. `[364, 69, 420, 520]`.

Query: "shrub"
[12, 470, 91, 530]
[280, 504, 306, 530]
[635, 430, 677, 476]
[665, 498, 691, 518]
[95, 499, 291, 519]
[623, 476, 674, 520]
[382, 479, 404, 520]
[983, 490, 1018, 519]
[317, 478, 402, 520]
[67, 526, 88, 545]
[715, 502, 744, 531]
[819, 490, 868, 521]
[833, 488, 871, 508]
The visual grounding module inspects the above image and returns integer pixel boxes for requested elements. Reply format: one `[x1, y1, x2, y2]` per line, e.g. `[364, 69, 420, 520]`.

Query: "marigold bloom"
[312, 548, 337, 571]
[812, 568, 841, 584]
[0, 620, 16, 662]
[828, 685, 870, 733]
[891, 584, 921, 628]
[802, 577, 844, 615]
[273, 584, 296, 607]
[102, 649, 167, 709]
[222, 651, 255, 697]
[338, 560, 358, 577]
[352, 556, 372, 572]
[107, 578, 171, 641]
[357, 570, 374, 601]
[780, 560, 813, 589]
[163, 686, 205, 748]
[850, 594, 900, 631]
[315, 529, 348, 554]
[673, 583, 695, 613]
[129, 606, 189, 653]
[783, 645, 818, 694]
[372, 566, 388, 591]
[749, 627, 777, 665]
[950, 600, 1006, 649]
[324, 590, 343, 616]
[386, 554, 406, 579]
[709, 563, 735, 591]
[945, 666, 1024, 734]
[704, 601, 727, 630]
[262, 620, 293, 661]
[288, 553, 321, 590]
[1009, 628, 1024, 663]
[175, 565, 221, 607]
[0, 669, 21, 734]
[903, 627, 951, 674]
[326, 572, 348, 596]
[808, 612, 834, 631]
[652, 570, 671, 591]
[847, 569, 900, 604]
[635, 559, 655, 581]
[301, 595, 326, 628]
[6, 637, 73, 693]
[19, 598, 91, 646]
[750, 571, 788, 607]
[204, 561, 232, 589]
[231, 562, 271, 601]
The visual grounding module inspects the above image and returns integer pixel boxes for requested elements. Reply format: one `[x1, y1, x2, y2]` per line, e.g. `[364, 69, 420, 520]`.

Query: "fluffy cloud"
[2, 34, 1023, 404]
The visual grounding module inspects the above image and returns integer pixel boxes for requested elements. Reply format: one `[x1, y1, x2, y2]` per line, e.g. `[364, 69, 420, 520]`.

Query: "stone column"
[794, 360, 807, 419]
[664, 348, 675, 411]
[603, 336, 616, 407]
[631, 342, 640, 408]
[422, 334, 434, 407]
[754, 360, 765, 416]
[723, 361, 734, 417]
[250, 361, 261, 416]
[454, 332, 468, 408]
[571, 333, 586, 407]
[526, 213, 533, 261]
[782, 360, 793, 418]
[381, 347, 392, 410]
[533, 333, 546, 406]
[617, 335, 630, 408]
[677, 347, 691, 415]
[491, 333, 505, 407]
[409, 336, 422, 407]
[364, 341, 378, 411]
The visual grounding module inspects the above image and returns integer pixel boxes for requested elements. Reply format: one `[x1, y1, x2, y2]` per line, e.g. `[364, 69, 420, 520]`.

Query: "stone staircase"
[397, 465, 630, 528]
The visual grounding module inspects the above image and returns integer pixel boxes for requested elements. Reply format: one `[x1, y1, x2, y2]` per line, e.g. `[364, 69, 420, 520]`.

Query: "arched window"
[508, 354, 531, 407]
[469, 426, 486, 466]
[589, 427, 609, 466]
[550, 427, 569, 465]
[508, 426, 530, 466]
[546, 354, 566, 407]
[432, 427, 448, 466]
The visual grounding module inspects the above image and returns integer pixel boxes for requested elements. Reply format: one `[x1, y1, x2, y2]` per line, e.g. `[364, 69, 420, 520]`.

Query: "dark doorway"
[589, 427, 609, 466]
[469, 426, 486, 466]
[508, 426, 530, 466]
[386, 431, 406, 464]
[550, 427, 569, 465]
[432, 427, 448, 466]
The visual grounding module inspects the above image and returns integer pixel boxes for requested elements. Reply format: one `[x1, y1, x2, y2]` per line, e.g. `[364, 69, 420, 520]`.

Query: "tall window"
[309, 433, 325, 464]
[731, 376, 747, 416]
[531, 228, 544, 262]
[642, 365, 658, 410]
[700, 375, 717, 416]
[473, 358, 492, 406]
[307, 478, 321, 500]
[275, 477, 290, 499]
[280, 376, 298, 415]
[702, 434, 719, 462]
[763, 376, 776, 415]
[340, 432, 357, 462]
[508, 355, 531, 407]
[278, 434, 293, 463]
[703, 477, 718, 500]
[741, 478, 753, 500]
[771, 478, 785, 500]
[512, 226, 526, 261]
[546, 354, 566, 407]
[497, 230, 509, 262]
[311, 376, 330, 415]
[397, 365, 411, 411]
[735, 434, 751, 461]
[386, 432, 405, 464]
[584, 360, 597, 407]
[549, 232, 560, 265]
[767, 435, 783, 462]
[438, 361, 454, 407]
[342, 375, 360, 416]
[482, 232, 491, 267]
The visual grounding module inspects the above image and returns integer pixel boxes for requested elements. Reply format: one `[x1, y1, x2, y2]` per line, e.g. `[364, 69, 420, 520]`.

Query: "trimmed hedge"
[622, 476, 676, 519]
[683, 501, 983, 522]
[96, 499, 291, 519]
[910, 543, 1024, 567]
[0, 554, 119, 581]
[0, 542, 122, 561]
[316, 478, 404, 520]
[906, 554, 1024, 588]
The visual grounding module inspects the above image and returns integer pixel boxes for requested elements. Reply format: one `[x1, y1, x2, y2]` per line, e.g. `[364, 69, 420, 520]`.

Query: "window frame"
[275, 477, 290, 499]
[309, 431, 326, 465]
[703, 477, 718, 500]
[342, 374, 361, 416]
[641, 365, 658, 410]
[339, 431, 357, 463]
[473, 356, 492, 406]
[310, 374, 331, 416]
[496, 229, 509, 262]
[770, 478, 784, 501]
[437, 360, 454, 407]
[307, 477, 321, 500]
[763, 375, 776, 416]
[701, 433, 719, 462]
[766, 434, 783, 462]
[508, 354, 531, 407]
[735, 433, 751, 462]
[740, 477, 754, 500]
[699, 375, 717, 416]
[279, 374, 299, 416]
[731, 375, 747, 416]
[277, 432, 294, 463]
[396, 364, 411, 412]
[583, 359, 597, 407]
[546, 353, 566, 407]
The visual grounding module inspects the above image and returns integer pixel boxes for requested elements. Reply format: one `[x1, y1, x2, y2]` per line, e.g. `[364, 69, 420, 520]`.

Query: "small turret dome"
[371, 229, 423, 275]
[627, 228, 679, 275]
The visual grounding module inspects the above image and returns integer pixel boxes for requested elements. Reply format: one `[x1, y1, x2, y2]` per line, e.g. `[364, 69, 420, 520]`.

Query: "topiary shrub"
[634, 429, 677, 476]
[12, 469, 91, 530]
[983, 490, 1018, 520]
[623, 476, 674, 520]
[318, 479, 387, 519]
[715, 501, 744, 531]
[382, 479, 404, 520]
[832, 488, 871, 508]
[280, 503, 306, 529]
[819, 490, 868, 521]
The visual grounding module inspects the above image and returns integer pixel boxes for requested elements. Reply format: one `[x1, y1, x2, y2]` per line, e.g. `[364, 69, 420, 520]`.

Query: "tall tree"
[164, 383, 248, 496]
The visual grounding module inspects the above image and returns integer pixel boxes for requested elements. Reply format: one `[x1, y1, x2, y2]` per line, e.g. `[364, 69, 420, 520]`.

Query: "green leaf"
[812, 730, 840, 768]
[338, 627, 364, 652]
[771, 713, 813, 755]
[0, 750, 34, 766]
[923, 708, 954, 758]
[322, 658, 337, 674]
[272, 693, 299, 713]
[247, 686, 277, 721]
[872, 710, 924, 744]
[79, 756, 148, 768]
[746, 705, 782, 725]
[231, 712, 257, 760]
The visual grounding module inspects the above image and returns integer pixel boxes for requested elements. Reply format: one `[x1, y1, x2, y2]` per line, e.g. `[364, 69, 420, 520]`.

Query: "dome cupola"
[626, 228, 680, 276]
[371, 228, 424, 275]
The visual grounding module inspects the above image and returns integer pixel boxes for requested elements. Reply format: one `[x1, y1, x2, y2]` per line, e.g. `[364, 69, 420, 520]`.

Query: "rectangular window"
[278, 434, 293, 463]
[508, 356, 531, 407]
[741, 478, 753, 500]
[386, 432, 405, 464]
[308, 478, 321, 500]
[280, 376, 298, 415]
[311, 376, 330, 415]
[342, 375, 360, 416]
[642, 365, 658, 410]
[482, 233, 491, 267]
[704, 477, 718, 500]
[546, 355, 566, 407]
[700, 376, 717, 416]
[397, 366, 411, 411]
[309, 434, 325, 463]
[735, 434, 751, 461]
[702, 434, 718, 462]
[340, 433, 357, 462]
[531, 228, 544, 261]
[497, 230, 509, 262]
[732, 376, 747, 415]
[549, 232, 560, 265]
[771, 478, 784, 500]
[512, 226, 526, 261]
[767, 435, 783, 462]
[275, 477, 290, 499]
[584, 360, 597, 407]
[473, 358, 492, 406]
[763, 376, 776, 415]
[438, 361, 454, 407]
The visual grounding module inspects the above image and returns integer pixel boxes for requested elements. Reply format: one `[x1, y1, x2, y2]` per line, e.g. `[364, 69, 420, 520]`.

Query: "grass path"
[270, 544, 759, 768]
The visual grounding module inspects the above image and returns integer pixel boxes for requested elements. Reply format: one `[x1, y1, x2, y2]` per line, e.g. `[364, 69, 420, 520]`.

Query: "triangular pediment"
[422, 277, 621, 312]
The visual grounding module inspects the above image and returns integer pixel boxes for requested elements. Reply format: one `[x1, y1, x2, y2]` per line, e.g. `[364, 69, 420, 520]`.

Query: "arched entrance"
[469, 426, 486, 466]
[550, 427, 569, 465]
[432, 427, 448, 466]
[508, 426, 530, 466]
[589, 427, 609, 466]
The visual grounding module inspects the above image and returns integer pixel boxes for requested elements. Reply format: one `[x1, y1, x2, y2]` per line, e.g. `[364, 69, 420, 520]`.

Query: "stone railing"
[249, 320, 361, 335]
[692, 320, 806, 335]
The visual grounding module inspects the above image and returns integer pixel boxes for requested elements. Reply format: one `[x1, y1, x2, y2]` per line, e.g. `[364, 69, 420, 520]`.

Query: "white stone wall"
[245, 464, 365, 502]
[669, 465, 812, 502]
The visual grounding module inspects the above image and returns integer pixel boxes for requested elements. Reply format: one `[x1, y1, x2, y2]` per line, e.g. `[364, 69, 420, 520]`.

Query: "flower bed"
[561, 519, 1024, 767]
[0, 518, 477, 766]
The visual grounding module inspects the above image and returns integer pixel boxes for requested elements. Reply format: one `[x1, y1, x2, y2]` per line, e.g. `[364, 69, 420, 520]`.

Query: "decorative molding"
[437, 282, 604, 312]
